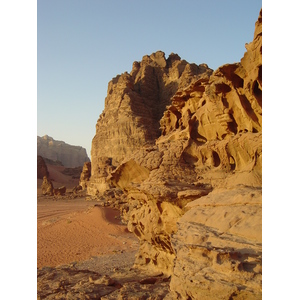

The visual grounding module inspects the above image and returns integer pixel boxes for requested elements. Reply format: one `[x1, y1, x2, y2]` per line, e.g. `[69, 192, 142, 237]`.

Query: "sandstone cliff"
[88, 52, 213, 195]
[37, 135, 90, 168]
[85, 9, 262, 299]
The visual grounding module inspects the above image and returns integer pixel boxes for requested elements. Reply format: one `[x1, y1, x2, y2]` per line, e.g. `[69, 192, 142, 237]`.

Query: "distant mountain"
[37, 135, 90, 168]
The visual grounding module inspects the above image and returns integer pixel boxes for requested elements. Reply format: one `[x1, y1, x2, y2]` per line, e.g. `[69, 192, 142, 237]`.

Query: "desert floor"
[37, 162, 140, 273]
[37, 196, 139, 269]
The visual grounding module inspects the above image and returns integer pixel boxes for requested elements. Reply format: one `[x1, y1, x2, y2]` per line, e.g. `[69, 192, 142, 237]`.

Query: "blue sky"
[37, 0, 262, 158]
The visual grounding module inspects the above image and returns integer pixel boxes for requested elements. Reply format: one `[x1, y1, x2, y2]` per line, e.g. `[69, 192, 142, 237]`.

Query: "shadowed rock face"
[37, 135, 90, 168]
[84, 9, 262, 299]
[37, 155, 49, 179]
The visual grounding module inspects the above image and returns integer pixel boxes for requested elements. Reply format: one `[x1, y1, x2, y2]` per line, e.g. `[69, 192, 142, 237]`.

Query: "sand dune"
[37, 198, 138, 268]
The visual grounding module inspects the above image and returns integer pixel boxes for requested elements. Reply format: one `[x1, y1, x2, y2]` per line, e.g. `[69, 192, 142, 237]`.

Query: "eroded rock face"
[169, 187, 262, 299]
[37, 135, 90, 168]
[87, 157, 116, 196]
[41, 176, 54, 196]
[160, 10, 262, 147]
[109, 142, 214, 276]
[89, 52, 213, 195]
[86, 9, 262, 299]
[37, 264, 171, 300]
[79, 161, 91, 190]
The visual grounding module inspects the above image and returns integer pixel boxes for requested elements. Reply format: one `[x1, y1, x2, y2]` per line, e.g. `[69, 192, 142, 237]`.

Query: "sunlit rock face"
[88, 51, 212, 195]
[87, 8, 262, 299]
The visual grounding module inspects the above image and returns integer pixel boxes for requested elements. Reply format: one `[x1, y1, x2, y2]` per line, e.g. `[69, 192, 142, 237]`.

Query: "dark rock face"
[37, 155, 49, 179]
[53, 186, 66, 196]
[37, 135, 90, 168]
[61, 166, 82, 179]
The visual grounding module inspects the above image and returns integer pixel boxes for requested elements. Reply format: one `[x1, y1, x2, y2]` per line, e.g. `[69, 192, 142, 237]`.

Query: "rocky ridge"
[39, 9, 262, 299]
[37, 135, 90, 168]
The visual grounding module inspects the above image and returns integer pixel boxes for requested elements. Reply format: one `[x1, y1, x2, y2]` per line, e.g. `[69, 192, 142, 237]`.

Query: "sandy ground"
[37, 163, 139, 269]
[37, 197, 139, 269]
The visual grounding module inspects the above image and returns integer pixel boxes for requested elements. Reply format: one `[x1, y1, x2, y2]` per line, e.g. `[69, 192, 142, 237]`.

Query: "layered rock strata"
[37, 135, 90, 168]
[169, 187, 262, 299]
[85, 9, 262, 299]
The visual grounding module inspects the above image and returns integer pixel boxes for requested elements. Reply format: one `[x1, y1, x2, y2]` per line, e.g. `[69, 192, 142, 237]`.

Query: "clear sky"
[37, 0, 262, 158]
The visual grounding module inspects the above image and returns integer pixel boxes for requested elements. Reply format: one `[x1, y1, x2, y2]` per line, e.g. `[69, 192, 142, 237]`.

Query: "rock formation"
[169, 187, 262, 299]
[41, 176, 54, 196]
[37, 155, 49, 179]
[37, 264, 171, 300]
[53, 186, 66, 196]
[88, 52, 213, 195]
[79, 162, 91, 190]
[37, 135, 90, 168]
[85, 9, 262, 299]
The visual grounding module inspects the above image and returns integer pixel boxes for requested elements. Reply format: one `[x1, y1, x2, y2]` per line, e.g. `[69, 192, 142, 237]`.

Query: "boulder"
[53, 186, 66, 196]
[72, 185, 82, 194]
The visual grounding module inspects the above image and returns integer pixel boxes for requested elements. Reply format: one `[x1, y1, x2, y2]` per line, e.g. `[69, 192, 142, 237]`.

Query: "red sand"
[37, 198, 138, 268]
